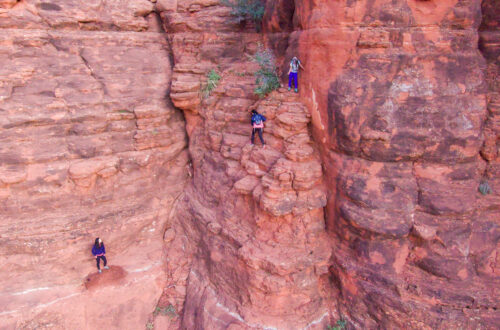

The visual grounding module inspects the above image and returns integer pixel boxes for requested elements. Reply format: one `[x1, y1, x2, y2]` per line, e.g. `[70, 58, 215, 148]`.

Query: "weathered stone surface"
[0, 1, 188, 328]
[273, 0, 499, 328]
[156, 1, 332, 326]
[3, 0, 500, 329]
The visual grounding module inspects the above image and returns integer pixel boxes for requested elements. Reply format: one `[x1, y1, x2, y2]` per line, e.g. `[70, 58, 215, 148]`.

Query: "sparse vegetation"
[222, 0, 265, 30]
[153, 304, 177, 319]
[146, 322, 154, 330]
[202, 69, 221, 98]
[327, 319, 346, 330]
[479, 181, 492, 195]
[253, 48, 280, 98]
[164, 304, 177, 318]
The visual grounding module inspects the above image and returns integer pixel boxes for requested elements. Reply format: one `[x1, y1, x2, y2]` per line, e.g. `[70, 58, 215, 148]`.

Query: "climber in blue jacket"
[92, 238, 109, 273]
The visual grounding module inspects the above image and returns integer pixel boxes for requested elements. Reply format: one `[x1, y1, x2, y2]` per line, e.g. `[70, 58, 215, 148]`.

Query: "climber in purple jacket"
[92, 238, 109, 273]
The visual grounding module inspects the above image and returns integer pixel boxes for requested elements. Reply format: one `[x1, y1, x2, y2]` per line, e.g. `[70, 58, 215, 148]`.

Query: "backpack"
[253, 114, 262, 125]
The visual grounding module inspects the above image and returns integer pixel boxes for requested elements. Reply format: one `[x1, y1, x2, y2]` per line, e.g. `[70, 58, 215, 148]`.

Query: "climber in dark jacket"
[92, 238, 109, 273]
[250, 109, 266, 147]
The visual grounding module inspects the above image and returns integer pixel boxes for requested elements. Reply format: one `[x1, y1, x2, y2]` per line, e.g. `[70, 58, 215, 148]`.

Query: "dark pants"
[251, 128, 265, 145]
[288, 72, 298, 89]
[96, 255, 107, 270]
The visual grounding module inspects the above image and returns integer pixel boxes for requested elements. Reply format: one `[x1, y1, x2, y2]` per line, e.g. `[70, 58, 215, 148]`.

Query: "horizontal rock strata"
[0, 1, 188, 328]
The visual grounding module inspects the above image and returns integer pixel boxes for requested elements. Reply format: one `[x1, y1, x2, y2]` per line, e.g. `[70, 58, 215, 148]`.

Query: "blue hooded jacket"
[92, 243, 106, 256]
[251, 113, 266, 125]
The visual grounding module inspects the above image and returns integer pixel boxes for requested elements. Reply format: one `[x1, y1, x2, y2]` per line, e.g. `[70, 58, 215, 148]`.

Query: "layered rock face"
[157, 2, 332, 328]
[2, 0, 499, 329]
[279, 0, 499, 328]
[0, 1, 188, 329]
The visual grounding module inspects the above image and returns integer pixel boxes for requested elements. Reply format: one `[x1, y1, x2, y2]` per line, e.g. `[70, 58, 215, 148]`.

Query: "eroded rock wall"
[157, 1, 333, 328]
[0, 1, 188, 328]
[279, 0, 499, 328]
[2, 0, 499, 329]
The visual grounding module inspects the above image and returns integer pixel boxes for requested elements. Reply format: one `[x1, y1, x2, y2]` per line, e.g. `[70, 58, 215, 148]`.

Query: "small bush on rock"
[479, 181, 492, 195]
[222, 0, 265, 30]
[253, 48, 280, 98]
[327, 319, 346, 330]
[202, 69, 221, 98]
[164, 304, 177, 318]
[153, 304, 178, 318]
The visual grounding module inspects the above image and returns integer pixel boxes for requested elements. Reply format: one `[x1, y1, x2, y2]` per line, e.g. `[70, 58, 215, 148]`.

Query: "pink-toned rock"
[274, 0, 500, 328]
[0, 166, 27, 186]
[234, 175, 259, 195]
[0, 1, 188, 328]
[0, 0, 17, 9]
[3, 0, 500, 329]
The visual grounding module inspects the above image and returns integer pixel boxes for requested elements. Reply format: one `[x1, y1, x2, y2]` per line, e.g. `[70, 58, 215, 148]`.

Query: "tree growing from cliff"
[253, 48, 280, 97]
[222, 0, 265, 30]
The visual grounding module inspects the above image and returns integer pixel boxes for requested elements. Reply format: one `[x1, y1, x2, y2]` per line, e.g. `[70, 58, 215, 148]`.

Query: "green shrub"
[202, 69, 221, 98]
[222, 0, 265, 28]
[479, 181, 492, 195]
[153, 304, 177, 318]
[253, 48, 280, 98]
[327, 319, 346, 330]
[164, 304, 177, 318]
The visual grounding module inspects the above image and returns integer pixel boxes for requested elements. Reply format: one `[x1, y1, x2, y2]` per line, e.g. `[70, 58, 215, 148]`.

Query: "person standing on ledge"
[250, 109, 266, 147]
[92, 238, 109, 274]
[288, 56, 305, 93]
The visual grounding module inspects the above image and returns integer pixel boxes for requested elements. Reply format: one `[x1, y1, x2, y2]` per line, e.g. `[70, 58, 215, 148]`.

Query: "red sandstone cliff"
[1, 0, 499, 329]
[0, 1, 188, 328]
[272, 0, 499, 328]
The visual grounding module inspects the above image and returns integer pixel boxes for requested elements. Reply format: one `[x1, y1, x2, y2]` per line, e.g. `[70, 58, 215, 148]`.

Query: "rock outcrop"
[0, 1, 188, 329]
[273, 0, 499, 328]
[157, 2, 332, 327]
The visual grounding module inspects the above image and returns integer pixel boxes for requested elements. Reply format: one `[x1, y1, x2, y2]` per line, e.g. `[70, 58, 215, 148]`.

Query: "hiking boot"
[294, 88, 298, 93]
[288, 87, 291, 91]
[104, 266, 109, 270]
[98, 269, 102, 274]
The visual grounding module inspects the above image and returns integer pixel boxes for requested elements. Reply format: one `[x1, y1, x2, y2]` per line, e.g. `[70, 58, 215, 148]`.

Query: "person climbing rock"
[250, 109, 266, 147]
[288, 56, 304, 93]
[92, 238, 109, 274]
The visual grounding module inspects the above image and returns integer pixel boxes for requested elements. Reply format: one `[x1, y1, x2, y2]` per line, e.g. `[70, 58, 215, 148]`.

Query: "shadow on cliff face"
[263, 0, 297, 79]
[84, 266, 127, 291]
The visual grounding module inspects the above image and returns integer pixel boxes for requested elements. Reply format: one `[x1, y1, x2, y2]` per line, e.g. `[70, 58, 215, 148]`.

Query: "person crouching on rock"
[92, 238, 109, 274]
[288, 56, 304, 93]
[250, 109, 266, 147]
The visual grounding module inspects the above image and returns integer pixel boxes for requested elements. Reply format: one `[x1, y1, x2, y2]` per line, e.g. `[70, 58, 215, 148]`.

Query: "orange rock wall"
[157, 1, 333, 328]
[0, 1, 188, 328]
[274, 0, 499, 328]
[2, 0, 499, 329]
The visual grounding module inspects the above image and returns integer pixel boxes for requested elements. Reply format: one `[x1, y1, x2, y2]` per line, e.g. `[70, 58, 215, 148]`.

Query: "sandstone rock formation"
[157, 2, 332, 327]
[0, 1, 188, 329]
[274, 0, 500, 328]
[1, 0, 499, 329]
